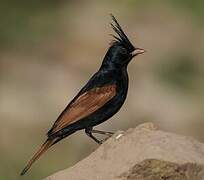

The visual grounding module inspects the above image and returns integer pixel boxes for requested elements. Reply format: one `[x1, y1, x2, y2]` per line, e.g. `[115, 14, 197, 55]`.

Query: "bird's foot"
[85, 128, 114, 144]
[91, 129, 114, 137]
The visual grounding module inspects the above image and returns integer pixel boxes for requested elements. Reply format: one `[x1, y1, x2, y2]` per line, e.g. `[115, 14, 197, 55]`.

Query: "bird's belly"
[82, 91, 127, 128]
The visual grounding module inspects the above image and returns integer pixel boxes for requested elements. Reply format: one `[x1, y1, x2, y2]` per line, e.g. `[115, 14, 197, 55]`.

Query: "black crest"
[110, 14, 135, 52]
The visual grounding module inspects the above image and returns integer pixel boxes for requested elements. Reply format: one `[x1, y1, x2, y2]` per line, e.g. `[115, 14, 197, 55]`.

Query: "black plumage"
[20, 14, 145, 176]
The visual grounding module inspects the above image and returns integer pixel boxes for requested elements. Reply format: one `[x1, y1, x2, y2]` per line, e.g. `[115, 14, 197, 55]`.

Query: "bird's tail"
[20, 138, 55, 176]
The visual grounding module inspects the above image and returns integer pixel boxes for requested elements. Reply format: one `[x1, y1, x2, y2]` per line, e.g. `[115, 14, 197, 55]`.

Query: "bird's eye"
[120, 48, 127, 55]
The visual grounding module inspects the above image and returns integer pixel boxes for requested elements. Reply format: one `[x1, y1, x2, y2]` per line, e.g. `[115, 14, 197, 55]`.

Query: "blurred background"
[0, 0, 204, 179]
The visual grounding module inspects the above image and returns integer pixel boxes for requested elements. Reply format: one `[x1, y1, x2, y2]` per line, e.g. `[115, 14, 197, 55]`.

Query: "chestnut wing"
[49, 84, 117, 135]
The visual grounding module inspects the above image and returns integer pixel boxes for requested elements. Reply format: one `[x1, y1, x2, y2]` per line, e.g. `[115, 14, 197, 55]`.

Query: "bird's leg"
[85, 128, 102, 144]
[85, 128, 114, 144]
[91, 129, 114, 137]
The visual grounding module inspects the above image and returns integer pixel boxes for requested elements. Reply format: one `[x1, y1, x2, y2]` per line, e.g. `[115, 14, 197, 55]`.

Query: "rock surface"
[45, 123, 204, 180]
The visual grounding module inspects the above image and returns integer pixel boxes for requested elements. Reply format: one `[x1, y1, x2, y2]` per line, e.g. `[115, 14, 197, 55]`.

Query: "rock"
[116, 159, 204, 180]
[45, 122, 204, 180]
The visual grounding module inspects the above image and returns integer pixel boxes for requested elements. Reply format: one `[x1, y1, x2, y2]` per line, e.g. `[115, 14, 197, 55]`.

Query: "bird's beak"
[131, 48, 146, 57]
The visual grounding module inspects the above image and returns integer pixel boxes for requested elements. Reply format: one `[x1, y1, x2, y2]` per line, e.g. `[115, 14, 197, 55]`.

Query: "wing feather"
[49, 84, 116, 135]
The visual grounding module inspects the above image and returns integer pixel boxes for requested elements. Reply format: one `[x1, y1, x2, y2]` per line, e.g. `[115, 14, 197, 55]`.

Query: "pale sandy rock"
[45, 122, 204, 180]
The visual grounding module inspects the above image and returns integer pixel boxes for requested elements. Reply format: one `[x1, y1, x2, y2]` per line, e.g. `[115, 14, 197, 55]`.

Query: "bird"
[20, 14, 145, 176]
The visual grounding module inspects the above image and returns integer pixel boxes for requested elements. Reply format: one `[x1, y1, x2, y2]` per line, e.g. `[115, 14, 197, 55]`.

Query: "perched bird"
[20, 14, 145, 176]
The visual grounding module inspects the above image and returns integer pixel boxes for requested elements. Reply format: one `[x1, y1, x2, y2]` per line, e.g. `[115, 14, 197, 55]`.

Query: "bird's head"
[102, 14, 145, 68]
